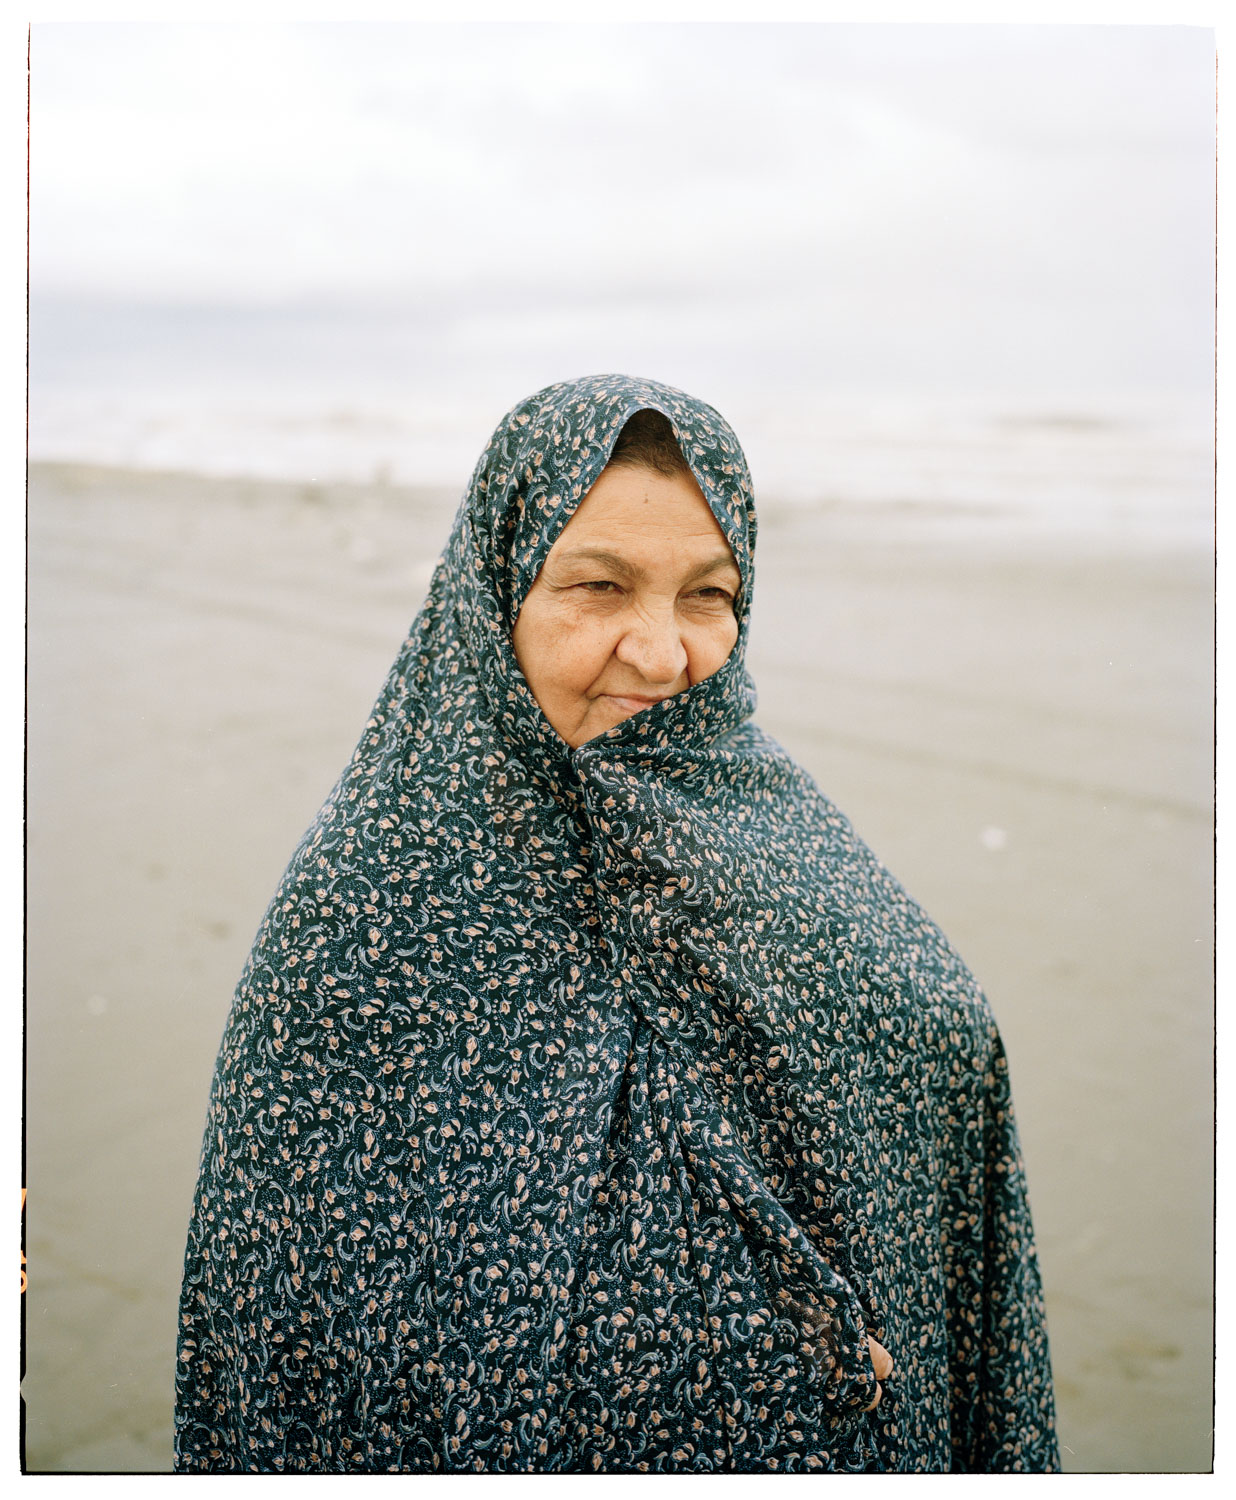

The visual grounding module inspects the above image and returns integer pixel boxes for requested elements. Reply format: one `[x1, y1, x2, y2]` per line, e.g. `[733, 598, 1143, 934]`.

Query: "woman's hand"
[865, 1336, 894, 1411]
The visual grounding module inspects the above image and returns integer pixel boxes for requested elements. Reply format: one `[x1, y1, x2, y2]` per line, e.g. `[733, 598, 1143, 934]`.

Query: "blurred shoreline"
[26, 371, 1215, 547]
[25, 459, 1214, 1472]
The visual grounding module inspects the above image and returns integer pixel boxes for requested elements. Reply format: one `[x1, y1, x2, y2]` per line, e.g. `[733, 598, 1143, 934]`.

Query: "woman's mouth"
[603, 693, 666, 715]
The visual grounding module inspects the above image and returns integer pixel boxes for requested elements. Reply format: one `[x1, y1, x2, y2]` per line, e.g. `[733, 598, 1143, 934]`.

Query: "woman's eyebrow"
[684, 553, 742, 583]
[550, 547, 634, 574]
[549, 548, 740, 581]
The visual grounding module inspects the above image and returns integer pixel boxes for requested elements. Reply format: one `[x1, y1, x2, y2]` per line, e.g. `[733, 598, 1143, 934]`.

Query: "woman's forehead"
[544, 464, 740, 574]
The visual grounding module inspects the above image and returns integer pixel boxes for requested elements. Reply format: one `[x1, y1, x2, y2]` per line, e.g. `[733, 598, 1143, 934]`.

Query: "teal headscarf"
[176, 374, 1057, 1473]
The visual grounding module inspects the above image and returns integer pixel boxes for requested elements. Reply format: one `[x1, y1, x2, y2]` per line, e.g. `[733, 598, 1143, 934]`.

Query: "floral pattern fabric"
[175, 374, 1058, 1472]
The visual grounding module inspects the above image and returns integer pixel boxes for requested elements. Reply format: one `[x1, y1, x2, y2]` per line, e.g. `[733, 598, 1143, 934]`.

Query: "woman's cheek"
[560, 617, 615, 691]
[691, 615, 739, 681]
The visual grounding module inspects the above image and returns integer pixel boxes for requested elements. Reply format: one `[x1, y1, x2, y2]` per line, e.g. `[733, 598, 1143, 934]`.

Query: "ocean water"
[27, 299, 1214, 551]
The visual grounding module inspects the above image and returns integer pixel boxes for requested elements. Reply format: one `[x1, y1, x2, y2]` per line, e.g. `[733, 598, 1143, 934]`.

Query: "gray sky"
[28, 21, 1216, 403]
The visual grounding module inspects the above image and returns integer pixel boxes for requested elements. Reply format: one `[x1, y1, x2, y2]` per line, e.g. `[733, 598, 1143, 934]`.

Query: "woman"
[176, 374, 1058, 1473]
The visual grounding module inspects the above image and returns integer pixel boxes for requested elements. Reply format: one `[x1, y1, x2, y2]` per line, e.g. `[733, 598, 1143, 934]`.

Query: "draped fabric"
[175, 374, 1058, 1473]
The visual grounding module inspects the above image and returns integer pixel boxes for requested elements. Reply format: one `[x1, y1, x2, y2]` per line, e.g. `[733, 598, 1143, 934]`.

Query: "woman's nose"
[614, 606, 689, 685]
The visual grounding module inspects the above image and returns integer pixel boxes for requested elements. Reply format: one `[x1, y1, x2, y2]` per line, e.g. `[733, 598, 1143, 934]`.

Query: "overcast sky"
[27, 22, 1216, 404]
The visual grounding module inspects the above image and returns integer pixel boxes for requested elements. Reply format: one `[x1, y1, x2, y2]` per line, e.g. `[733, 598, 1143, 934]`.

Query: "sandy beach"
[23, 460, 1213, 1473]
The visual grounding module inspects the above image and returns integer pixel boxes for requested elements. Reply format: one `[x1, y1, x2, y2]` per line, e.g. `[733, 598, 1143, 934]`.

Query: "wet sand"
[23, 462, 1214, 1472]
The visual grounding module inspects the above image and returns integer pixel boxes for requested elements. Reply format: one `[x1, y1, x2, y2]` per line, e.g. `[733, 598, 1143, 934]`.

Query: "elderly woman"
[175, 375, 1058, 1473]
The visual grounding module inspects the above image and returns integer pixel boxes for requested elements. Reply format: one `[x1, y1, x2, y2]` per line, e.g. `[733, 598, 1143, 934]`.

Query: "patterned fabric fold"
[176, 373, 1058, 1472]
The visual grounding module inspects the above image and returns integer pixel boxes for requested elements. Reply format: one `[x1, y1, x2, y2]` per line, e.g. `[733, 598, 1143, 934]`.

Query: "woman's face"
[512, 463, 742, 748]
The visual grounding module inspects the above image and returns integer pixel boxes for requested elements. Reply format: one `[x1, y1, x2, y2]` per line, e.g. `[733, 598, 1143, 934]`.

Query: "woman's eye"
[689, 586, 734, 604]
[578, 580, 619, 595]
